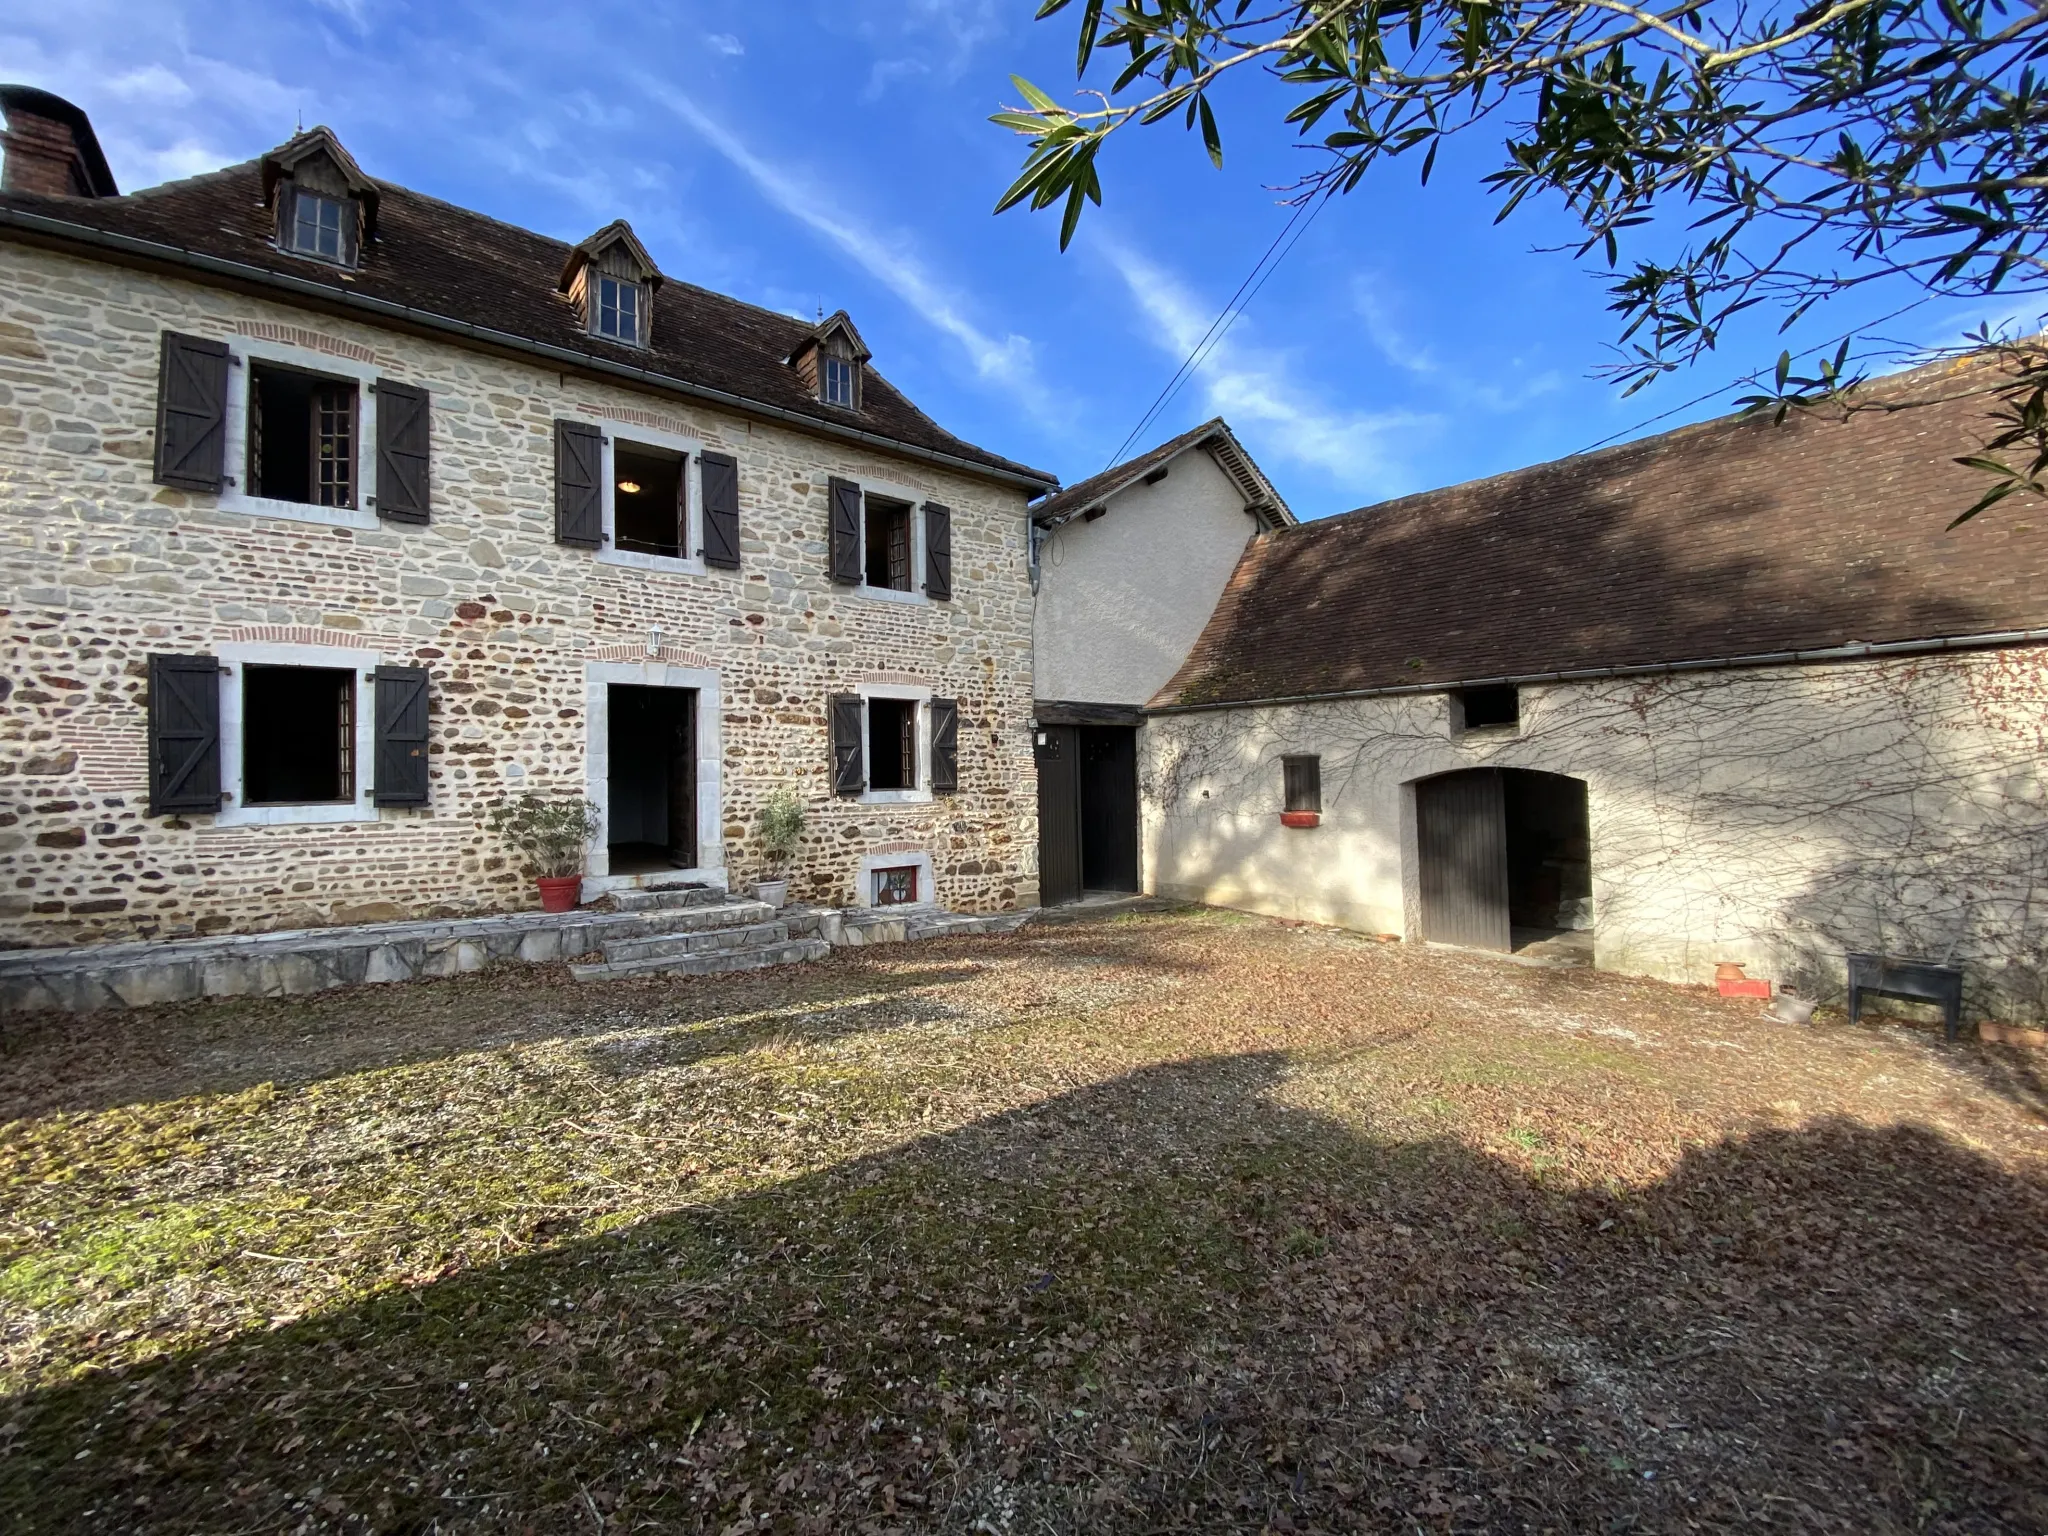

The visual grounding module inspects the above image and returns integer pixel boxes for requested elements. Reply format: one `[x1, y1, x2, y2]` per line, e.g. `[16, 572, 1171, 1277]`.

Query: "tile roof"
[1155, 356, 2048, 710]
[0, 138, 1054, 489]
[1032, 417, 1293, 526]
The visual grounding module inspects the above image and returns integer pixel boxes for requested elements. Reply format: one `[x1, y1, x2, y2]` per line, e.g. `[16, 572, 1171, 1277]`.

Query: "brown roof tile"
[1155, 360, 2048, 709]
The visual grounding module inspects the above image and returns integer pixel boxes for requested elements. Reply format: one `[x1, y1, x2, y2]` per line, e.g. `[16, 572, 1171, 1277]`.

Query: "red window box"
[1280, 810, 1320, 829]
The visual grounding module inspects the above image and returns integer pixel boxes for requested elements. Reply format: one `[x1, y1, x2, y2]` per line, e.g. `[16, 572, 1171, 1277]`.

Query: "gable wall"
[1141, 647, 2048, 1023]
[0, 241, 1037, 947]
[1033, 449, 1260, 707]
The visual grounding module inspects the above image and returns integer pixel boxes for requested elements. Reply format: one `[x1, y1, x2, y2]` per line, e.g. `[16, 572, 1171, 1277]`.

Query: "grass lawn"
[3, 906, 2046, 1533]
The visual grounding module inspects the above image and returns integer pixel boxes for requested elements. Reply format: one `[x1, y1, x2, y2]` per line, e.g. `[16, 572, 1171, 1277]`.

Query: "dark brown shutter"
[371, 666, 431, 807]
[554, 420, 603, 547]
[830, 693, 866, 796]
[923, 502, 953, 600]
[929, 697, 959, 793]
[701, 450, 741, 569]
[828, 476, 863, 584]
[147, 653, 222, 814]
[373, 379, 431, 524]
[153, 332, 230, 492]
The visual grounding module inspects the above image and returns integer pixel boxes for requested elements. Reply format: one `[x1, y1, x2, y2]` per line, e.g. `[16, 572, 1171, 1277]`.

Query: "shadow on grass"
[4, 1049, 2044, 1534]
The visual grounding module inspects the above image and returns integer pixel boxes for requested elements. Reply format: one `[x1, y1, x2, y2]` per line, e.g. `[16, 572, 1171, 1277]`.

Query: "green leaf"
[1198, 93, 1224, 168]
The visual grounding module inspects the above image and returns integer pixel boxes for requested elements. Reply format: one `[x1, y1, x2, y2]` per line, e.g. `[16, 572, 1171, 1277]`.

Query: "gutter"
[0, 206, 1059, 496]
[1148, 627, 2048, 716]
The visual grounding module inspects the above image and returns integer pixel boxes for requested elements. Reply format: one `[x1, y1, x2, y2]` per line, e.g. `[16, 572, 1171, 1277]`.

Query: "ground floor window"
[248, 362, 357, 508]
[242, 665, 355, 804]
[873, 865, 919, 905]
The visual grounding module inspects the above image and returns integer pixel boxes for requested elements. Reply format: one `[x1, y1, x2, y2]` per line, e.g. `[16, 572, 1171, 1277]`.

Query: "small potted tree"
[755, 786, 804, 910]
[488, 794, 603, 913]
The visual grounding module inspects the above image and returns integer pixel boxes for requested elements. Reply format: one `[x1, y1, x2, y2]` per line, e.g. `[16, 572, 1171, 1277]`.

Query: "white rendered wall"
[1141, 647, 2048, 1022]
[1033, 451, 1262, 707]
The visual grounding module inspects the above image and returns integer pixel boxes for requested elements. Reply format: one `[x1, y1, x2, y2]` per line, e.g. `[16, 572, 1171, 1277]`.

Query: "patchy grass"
[2, 909, 2046, 1533]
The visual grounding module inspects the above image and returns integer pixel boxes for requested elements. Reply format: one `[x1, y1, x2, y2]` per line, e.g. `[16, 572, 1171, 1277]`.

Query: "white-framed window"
[215, 640, 381, 826]
[822, 354, 857, 408]
[590, 417, 705, 574]
[594, 275, 645, 346]
[287, 189, 351, 264]
[219, 335, 379, 531]
[851, 477, 928, 607]
[858, 681, 931, 805]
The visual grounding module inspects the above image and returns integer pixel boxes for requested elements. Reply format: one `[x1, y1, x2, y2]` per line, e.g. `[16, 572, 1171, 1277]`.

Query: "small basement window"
[243, 665, 355, 804]
[822, 354, 857, 408]
[249, 363, 357, 508]
[594, 274, 644, 346]
[864, 495, 913, 590]
[613, 442, 685, 557]
[287, 189, 351, 264]
[1282, 755, 1321, 813]
[1455, 685, 1520, 732]
[866, 697, 917, 791]
[874, 865, 919, 906]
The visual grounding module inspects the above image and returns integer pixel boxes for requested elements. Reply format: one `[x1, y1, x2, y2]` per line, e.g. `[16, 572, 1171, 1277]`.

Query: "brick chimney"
[0, 86, 117, 198]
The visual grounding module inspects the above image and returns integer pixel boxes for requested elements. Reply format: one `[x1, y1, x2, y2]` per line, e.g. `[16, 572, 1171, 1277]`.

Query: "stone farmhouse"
[1034, 372, 2048, 1022]
[0, 88, 1057, 957]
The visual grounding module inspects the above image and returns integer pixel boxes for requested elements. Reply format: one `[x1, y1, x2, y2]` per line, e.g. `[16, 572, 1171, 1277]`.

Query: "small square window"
[288, 189, 350, 263]
[874, 865, 919, 906]
[595, 275, 643, 345]
[863, 495, 912, 590]
[1282, 755, 1321, 814]
[822, 355, 857, 408]
[866, 697, 917, 790]
[248, 363, 357, 508]
[1455, 685, 1519, 732]
[243, 666, 355, 804]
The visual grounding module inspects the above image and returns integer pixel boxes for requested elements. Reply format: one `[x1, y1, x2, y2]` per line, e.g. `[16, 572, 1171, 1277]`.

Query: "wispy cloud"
[1103, 240, 1434, 501]
[1354, 281, 1562, 413]
[704, 32, 744, 57]
[641, 82, 1051, 415]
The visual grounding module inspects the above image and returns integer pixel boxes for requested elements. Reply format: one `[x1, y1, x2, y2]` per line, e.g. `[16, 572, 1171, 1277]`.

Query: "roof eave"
[0, 205, 1058, 495]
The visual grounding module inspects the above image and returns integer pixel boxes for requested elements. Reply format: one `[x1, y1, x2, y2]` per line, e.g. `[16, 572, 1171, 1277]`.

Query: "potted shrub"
[487, 794, 603, 913]
[755, 786, 804, 910]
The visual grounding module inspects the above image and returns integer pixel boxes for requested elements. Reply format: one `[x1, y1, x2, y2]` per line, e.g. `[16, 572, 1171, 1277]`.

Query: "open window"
[612, 441, 685, 558]
[1281, 754, 1321, 827]
[866, 697, 917, 790]
[1452, 685, 1520, 734]
[826, 478, 949, 600]
[863, 495, 913, 591]
[248, 363, 357, 509]
[241, 665, 355, 805]
[830, 692, 957, 801]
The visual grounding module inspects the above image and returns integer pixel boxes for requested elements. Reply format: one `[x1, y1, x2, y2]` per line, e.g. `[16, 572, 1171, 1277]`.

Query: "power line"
[1102, 192, 1328, 472]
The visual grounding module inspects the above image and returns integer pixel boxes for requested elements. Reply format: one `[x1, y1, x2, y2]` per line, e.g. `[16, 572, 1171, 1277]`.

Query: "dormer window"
[822, 354, 856, 408]
[289, 189, 350, 263]
[594, 274, 643, 346]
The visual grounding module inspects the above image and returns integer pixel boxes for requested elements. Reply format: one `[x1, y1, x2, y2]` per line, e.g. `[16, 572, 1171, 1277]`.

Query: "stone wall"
[0, 241, 1038, 947]
[1141, 647, 2048, 1021]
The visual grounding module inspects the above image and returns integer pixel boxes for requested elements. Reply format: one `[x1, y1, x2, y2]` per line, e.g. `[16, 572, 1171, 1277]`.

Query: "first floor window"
[249, 362, 357, 508]
[1282, 754, 1321, 814]
[822, 354, 856, 408]
[243, 665, 355, 804]
[864, 495, 912, 590]
[289, 189, 348, 262]
[595, 275, 643, 345]
[866, 697, 917, 790]
[612, 441, 686, 557]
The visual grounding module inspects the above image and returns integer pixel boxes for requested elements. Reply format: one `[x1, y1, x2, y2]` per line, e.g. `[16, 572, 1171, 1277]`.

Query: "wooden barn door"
[1035, 725, 1083, 907]
[1078, 726, 1139, 893]
[1417, 769, 1510, 951]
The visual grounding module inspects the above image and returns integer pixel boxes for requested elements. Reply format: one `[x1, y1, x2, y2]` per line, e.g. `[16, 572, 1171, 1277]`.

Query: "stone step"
[597, 917, 791, 966]
[826, 907, 1036, 947]
[608, 883, 726, 913]
[598, 899, 777, 954]
[568, 935, 830, 982]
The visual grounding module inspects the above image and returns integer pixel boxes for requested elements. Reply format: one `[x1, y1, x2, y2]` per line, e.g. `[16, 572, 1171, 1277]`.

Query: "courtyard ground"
[2, 905, 2045, 1533]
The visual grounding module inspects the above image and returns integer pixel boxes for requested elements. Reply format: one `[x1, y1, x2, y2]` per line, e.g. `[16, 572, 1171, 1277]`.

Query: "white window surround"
[857, 680, 933, 805]
[851, 476, 930, 607]
[582, 660, 726, 892]
[215, 639, 381, 827]
[855, 849, 936, 910]
[564, 416, 709, 576]
[218, 334, 380, 532]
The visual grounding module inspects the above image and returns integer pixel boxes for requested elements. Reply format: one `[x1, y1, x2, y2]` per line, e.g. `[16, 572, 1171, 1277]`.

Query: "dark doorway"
[607, 685, 696, 875]
[1035, 721, 1140, 906]
[1416, 768, 1590, 956]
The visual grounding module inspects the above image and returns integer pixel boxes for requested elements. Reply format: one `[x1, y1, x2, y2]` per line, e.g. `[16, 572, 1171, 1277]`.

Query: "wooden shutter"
[147, 653, 222, 814]
[554, 420, 603, 547]
[701, 450, 741, 569]
[923, 502, 953, 600]
[929, 698, 959, 793]
[371, 666, 431, 807]
[153, 332, 230, 492]
[829, 693, 865, 796]
[827, 476, 863, 584]
[374, 380, 431, 524]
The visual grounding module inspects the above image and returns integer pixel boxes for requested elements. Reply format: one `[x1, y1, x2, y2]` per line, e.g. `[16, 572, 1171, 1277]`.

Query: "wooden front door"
[1417, 769, 1510, 951]
[1079, 726, 1139, 893]
[1035, 725, 1083, 907]
[667, 690, 696, 868]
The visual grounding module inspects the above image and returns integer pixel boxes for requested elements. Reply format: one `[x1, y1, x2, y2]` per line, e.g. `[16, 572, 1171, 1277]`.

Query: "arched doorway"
[1415, 768, 1590, 956]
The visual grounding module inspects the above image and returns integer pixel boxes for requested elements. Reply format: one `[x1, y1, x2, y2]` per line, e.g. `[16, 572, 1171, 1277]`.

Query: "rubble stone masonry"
[0, 242, 1039, 946]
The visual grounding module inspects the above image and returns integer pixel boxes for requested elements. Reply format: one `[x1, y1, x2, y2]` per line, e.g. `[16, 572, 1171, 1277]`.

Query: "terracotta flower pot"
[537, 875, 582, 913]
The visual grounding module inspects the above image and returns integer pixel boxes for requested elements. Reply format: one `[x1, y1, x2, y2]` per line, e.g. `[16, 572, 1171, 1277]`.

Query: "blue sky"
[6, 1, 2024, 517]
